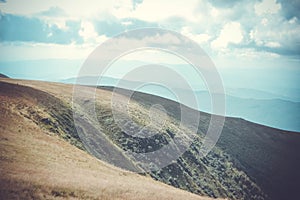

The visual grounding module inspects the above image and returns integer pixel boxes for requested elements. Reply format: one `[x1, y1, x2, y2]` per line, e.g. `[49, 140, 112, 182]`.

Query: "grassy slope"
[0, 80, 266, 199]
[0, 79, 215, 200]
[1, 78, 300, 200]
[95, 87, 266, 200]
[99, 87, 300, 200]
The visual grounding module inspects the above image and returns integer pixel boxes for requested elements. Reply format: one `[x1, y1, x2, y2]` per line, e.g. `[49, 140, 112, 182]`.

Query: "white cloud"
[261, 18, 268, 26]
[254, 0, 281, 16]
[121, 21, 133, 26]
[265, 41, 281, 48]
[77, 21, 109, 44]
[0, 0, 197, 22]
[48, 19, 69, 30]
[236, 48, 280, 59]
[210, 7, 220, 18]
[181, 27, 211, 44]
[211, 22, 243, 49]
[110, 0, 132, 19]
[250, 13, 300, 53]
[79, 21, 98, 42]
[1, 0, 299, 63]
[0, 0, 134, 20]
[288, 17, 297, 24]
[0, 42, 101, 61]
[129, 0, 200, 22]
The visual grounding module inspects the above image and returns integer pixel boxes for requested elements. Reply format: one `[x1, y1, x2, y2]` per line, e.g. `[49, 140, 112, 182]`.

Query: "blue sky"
[0, 0, 299, 96]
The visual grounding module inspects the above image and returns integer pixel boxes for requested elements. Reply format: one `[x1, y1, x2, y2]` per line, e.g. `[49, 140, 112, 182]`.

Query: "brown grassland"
[0, 78, 219, 200]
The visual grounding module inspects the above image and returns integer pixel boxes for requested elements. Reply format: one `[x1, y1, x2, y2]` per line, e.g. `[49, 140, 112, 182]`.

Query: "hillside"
[101, 86, 300, 200]
[0, 73, 9, 78]
[1, 78, 300, 200]
[0, 79, 215, 200]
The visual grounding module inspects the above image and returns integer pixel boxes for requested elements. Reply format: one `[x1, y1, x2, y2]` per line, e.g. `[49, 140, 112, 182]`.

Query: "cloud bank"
[0, 0, 299, 61]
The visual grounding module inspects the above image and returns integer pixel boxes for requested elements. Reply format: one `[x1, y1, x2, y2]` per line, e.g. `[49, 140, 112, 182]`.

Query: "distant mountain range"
[226, 88, 299, 102]
[62, 76, 300, 132]
[195, 91, 300, 132]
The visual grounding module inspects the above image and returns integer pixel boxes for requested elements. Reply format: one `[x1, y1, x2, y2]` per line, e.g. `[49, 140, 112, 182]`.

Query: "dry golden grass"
[0, 78, 219, 200]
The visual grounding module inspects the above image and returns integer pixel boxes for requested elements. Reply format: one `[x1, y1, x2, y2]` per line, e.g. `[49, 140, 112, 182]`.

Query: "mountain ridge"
[1, 78, 300, 200]
[62, 75, 300, 132]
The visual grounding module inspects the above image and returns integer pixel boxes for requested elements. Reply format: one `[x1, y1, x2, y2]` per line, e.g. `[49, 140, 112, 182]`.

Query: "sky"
[0, 0, 299, 97]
